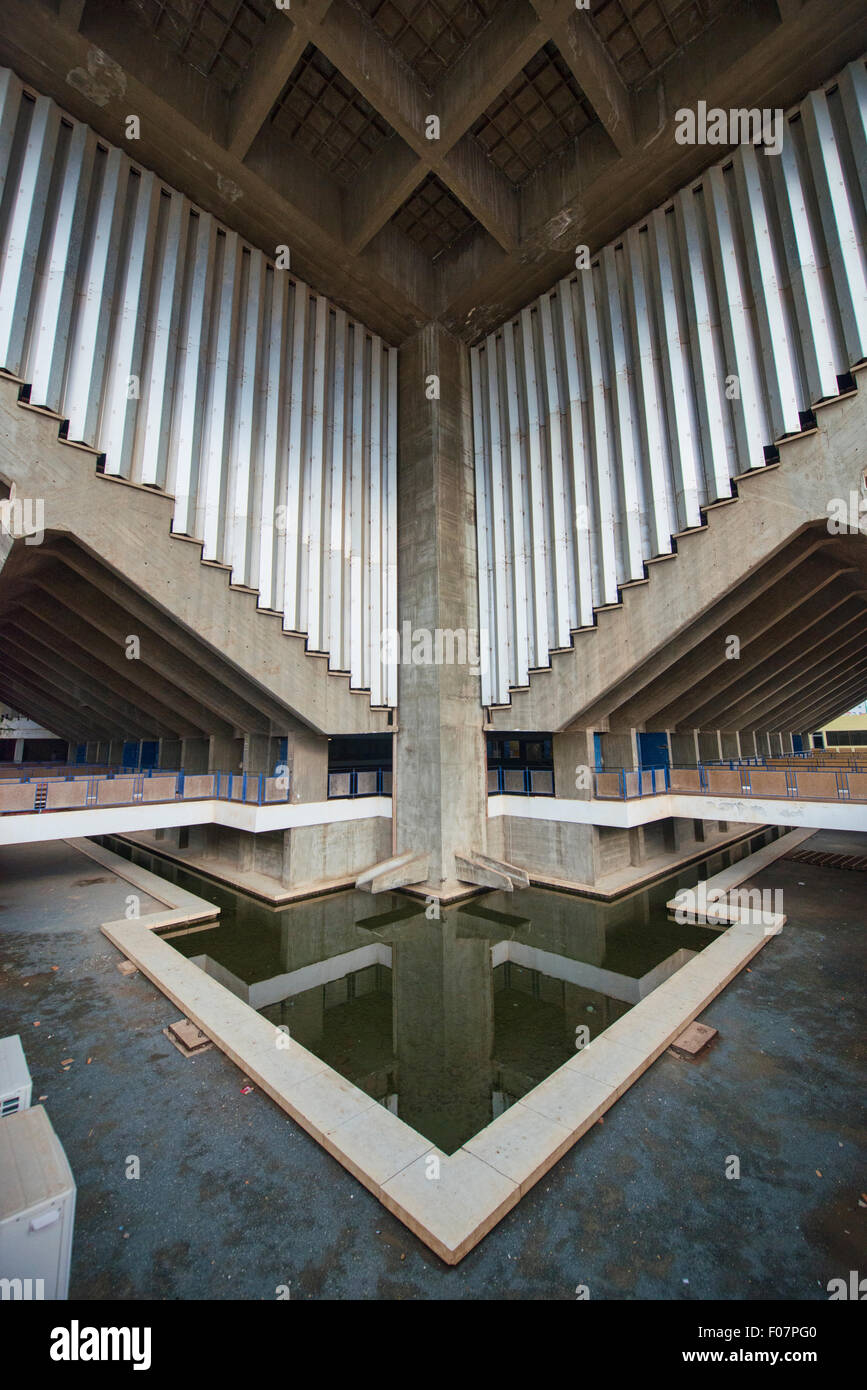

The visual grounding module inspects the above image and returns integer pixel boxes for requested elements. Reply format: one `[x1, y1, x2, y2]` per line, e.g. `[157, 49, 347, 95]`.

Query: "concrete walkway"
[0, 835, 863, 1298]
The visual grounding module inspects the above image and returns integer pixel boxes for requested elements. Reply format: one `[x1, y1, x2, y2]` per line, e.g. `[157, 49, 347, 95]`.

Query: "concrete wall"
[0, 67, 397, 703]
[472, 61, 867, 705]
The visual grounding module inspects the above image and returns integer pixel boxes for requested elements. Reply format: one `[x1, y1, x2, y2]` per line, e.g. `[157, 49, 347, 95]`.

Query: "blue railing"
[486, 765, 555, 796]
[327, 767, 392, 798]
[592, 763, 865, 802]
[0, 765, 293, 814]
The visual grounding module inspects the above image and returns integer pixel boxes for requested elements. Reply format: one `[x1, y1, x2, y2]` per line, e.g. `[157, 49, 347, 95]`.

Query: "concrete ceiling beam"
[9, 608, 225, 739]
[530, 1, 634, 155]
[20, 580, 270, 737]
[583, 530, 833, 728]
[646, 566, 861, 726]
[1, 620, 204, 739]
[768, 666, 867, 734]
[685, 598, 867, 727]
[755, 654, 867, 732]
[0, 669, 92, 742]
[46, 545, 297, 733]
[716, 627, 867, 730]
[0, 658, 127, 739]
[1, 630, 174, 740]
[437, 0, 548, 146]
[225, 5, 327, 161]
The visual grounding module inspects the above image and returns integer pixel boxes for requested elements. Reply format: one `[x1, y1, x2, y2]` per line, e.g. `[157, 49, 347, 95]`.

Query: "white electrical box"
[0, 1105, 76, 1300]
[0, 1034, 31, 1117]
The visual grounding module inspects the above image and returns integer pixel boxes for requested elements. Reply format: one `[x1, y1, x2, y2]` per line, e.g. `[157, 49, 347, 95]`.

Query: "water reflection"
[102, 831, 776, 1152]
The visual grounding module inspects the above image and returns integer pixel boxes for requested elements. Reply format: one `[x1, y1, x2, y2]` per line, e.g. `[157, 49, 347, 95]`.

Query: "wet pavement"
[0, 832, 863, 1300]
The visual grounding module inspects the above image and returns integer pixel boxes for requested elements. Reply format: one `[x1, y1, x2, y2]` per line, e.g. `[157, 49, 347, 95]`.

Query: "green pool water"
[101, 829, 779, 1152]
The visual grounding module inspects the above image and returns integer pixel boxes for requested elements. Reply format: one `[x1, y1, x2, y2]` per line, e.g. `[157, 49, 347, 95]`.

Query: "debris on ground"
[668, 1021, 718, 1060]
[164, 1019, 212, 1057]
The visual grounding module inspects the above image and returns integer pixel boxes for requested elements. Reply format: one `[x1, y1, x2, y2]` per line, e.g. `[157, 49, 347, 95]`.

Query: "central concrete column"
[394, 324, 487, 891]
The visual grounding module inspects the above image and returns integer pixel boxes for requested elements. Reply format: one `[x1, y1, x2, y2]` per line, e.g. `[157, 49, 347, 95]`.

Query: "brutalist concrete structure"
[0, 0, 865, 897]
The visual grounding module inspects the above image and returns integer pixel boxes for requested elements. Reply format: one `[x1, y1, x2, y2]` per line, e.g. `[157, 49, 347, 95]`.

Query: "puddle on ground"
[100, 830, 780, 1153]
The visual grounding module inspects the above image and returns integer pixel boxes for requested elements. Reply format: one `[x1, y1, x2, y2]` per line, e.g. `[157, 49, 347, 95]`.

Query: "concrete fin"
[355, 851, 430, 893]
[454, 852, 530, 891]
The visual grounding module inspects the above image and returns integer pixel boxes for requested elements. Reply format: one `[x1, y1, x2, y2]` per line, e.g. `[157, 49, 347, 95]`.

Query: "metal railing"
[327, 767, 392, 799]
[486, 765, 556, 796]
[0, 766, 293, 814]
[592, 763, 867, 802]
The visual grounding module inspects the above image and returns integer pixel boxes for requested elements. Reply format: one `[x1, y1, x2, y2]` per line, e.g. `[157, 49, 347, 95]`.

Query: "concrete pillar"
[698, 730, 723, 762]
[96, 740, 111, 764]
[181, 736, 209, 773]
[208, 734, 243, 774]
[159, 738, 182, 769]
[108, 738, 125, 765]
[780, 731, 794, 753]
[628, 826, 646, 866]
[393, 324, 487, 889]
[244, 733, 278, 776]
[598, 729, 638, 769]
[669, 731, 699, 766]
[289, 729, 328, 803]
[85, 740, 99, 763]
[12, 736, 24, 762]
[553, 729, 594, 800]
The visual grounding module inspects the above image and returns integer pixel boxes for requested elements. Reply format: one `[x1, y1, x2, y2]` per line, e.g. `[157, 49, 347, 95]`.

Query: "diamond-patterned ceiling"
[591, 0, 728, 89]
[131, 0, 272, 95]
[391, 173, 476, 259]
[471, 41, 599, 185]
[270, 44, 396, 185]
[356, 0, 501, 90]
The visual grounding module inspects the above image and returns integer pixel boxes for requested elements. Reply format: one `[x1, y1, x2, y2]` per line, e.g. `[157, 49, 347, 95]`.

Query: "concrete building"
[0, 0, 866, 897]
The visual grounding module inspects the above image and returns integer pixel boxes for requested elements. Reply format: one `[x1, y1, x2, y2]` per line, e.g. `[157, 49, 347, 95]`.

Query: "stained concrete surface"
[0, 833, 863, 1300]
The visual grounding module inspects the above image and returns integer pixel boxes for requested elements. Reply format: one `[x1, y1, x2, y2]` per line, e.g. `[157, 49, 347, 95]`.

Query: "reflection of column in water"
[391, 912, 493, 1156]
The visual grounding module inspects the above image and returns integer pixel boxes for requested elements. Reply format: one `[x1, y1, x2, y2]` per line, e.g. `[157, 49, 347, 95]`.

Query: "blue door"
[638, 731, 669, 769]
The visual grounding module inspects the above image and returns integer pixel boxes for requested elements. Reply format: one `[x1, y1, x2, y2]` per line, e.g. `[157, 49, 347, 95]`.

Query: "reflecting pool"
[102, 830, 779, 1152]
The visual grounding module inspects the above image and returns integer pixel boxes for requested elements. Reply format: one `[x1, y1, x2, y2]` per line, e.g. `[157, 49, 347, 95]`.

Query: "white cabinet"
[0, 1105, 75, 1300]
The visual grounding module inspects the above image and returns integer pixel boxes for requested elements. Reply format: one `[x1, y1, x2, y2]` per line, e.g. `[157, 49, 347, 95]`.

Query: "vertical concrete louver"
[0, 67, 398, 708]
[472, 59, 867, 708]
